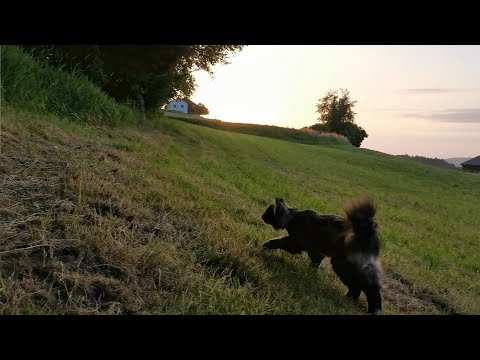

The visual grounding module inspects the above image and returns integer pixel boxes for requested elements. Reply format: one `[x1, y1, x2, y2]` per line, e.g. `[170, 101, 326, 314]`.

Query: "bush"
[310, 122, 367, 147]
[1, 45, 137, 125]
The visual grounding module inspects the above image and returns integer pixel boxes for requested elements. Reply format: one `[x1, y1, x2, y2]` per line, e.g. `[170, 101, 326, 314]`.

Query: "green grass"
[1, 106, 479, 315]
[163, 110, 351, 146]
[0, 45, 137, 125]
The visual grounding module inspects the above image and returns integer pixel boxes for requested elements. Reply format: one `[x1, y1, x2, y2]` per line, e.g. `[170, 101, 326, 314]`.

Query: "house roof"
[461, 156, 480, 166]
[181, 98, 198, 108]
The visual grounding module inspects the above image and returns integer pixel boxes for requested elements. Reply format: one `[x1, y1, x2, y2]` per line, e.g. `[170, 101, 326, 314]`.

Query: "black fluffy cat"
[261, 197, 382, 314]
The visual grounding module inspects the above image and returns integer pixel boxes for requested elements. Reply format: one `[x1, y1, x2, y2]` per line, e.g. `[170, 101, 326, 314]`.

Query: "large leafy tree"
[316, 89, 357, 132]
[311, 89, 368, 147]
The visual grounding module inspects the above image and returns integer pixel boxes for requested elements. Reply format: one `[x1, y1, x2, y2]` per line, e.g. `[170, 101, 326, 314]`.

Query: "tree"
[316, 89, 356, 130]
[339, 122, 368, 147]
[311, 89, 368, 147]
[20, 45, 244, 114]
[194, 102, 209, 116]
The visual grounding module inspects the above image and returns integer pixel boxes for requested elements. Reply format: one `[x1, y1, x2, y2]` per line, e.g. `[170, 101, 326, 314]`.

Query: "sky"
[190, 45, 480, 159]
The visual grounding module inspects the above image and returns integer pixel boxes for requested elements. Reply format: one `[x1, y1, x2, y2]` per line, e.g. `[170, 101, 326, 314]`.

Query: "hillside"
[162, 110, 350, 146]
[1, 107, 479, 315]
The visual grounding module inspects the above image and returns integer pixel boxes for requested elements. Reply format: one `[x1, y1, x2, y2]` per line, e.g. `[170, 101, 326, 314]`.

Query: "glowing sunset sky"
[191, 45, 480, 159]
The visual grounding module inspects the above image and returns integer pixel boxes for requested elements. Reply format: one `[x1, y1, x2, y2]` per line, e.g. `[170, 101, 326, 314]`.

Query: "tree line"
[396, 155, 458, 170]
[20, 45, 244, 115]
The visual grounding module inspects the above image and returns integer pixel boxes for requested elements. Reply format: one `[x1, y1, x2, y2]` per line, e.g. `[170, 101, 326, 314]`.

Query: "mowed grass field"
[1, 107, 479, 314]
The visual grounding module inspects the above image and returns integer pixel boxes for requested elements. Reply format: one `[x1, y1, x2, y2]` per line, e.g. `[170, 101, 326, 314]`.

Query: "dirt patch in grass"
[382, 270, 459, 315]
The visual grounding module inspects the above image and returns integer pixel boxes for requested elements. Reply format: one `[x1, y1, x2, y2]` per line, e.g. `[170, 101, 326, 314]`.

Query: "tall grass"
[0, 45, 137, 125]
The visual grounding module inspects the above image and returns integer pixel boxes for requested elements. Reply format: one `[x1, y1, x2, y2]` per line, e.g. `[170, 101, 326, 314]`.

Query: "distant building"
[461, 156, 480, 173]
[165, 99, 198, 114]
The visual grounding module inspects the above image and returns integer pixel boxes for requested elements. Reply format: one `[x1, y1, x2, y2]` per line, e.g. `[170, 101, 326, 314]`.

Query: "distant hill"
[396, 154, 458, 170]
[444, 157, 471, 168]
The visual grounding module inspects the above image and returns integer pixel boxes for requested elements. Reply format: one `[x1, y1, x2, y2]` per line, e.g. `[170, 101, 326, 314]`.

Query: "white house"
[166, 99, 189, 114]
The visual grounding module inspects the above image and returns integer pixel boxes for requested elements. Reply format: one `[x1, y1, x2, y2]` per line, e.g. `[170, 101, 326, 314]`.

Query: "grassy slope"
[162, 110, 350, 146]
[1, 107, 479, 314]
